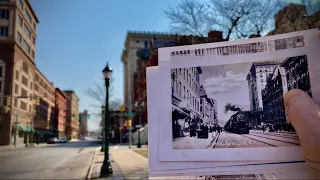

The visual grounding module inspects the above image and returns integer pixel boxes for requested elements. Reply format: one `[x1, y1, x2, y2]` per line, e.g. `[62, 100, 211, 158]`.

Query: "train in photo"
[224, 111, 251, 134]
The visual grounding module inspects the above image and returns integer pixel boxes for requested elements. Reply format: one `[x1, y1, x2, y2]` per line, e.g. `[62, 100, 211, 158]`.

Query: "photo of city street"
[171, 54, 311, 149]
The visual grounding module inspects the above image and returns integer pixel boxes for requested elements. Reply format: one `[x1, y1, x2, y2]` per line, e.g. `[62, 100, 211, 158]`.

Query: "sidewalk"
[88, 145, 148, 180]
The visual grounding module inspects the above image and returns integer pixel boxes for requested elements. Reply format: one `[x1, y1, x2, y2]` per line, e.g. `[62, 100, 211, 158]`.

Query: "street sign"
[13, 122, 20, 125]
[125, 112, 136, 117]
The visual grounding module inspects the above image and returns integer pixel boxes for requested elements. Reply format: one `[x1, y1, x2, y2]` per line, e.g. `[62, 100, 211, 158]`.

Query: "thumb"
[284, 89, 320, 170]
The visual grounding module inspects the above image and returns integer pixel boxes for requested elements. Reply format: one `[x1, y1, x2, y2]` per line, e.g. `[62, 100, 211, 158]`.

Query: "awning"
[37, 130, 53, 135]
[172, 105, 190, 117]
[19, 126, 35, 132]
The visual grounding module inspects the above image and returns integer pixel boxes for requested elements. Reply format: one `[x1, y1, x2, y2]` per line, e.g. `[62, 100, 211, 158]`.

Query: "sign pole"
[14, 113, 19, 147]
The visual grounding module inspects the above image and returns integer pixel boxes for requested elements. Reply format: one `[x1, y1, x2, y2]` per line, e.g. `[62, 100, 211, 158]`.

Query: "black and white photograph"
[171, 55, 312, 149]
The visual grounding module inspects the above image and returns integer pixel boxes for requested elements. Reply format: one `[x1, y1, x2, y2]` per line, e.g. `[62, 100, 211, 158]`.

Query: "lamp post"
[134, 101, 145, 148]
[100, 62, 113, 177]
[101, 105, 105, 152]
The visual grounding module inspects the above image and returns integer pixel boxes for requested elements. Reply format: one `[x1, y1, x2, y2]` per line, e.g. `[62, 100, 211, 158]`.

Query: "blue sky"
[29, 0, 181, 131]
[29, 0, 301, 131]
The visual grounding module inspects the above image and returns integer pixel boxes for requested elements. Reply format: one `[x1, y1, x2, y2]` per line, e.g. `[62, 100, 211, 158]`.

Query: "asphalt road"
[0, 140, 101, 180]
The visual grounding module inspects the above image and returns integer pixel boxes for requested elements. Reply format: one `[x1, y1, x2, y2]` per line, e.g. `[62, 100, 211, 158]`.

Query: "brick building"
[63, 90, 79, 140]
[54, 88, 66, 138]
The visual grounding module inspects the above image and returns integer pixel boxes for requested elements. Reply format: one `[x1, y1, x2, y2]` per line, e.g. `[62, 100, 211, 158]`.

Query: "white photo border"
[157, 29, 320, 162]
[147, 67, 306, 173]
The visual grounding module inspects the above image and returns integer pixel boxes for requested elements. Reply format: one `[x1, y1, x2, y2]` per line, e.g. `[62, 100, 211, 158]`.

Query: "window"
[16, 32, 22, 43]
[22, 39, 30, 53]
[0, 66, 2, 77]
[0, 0, 9, 2]
[135, 40, 140, 48]
[15, 84, 18, 94]
[15, 70, 19, 80]
[0, 81, 2, 92]
[20, 101, 27, 110]
[144, 41, 148, 48]
[31, 50, 35, 58]
[32, 36, 35, 44]
[21, 88, 27, 96]
[17, 15, 23, 26]
[0, 9, 9, 19]
[14, 98, 17, 107]
[22, 76, 28, 86]
[17, 0, 23, 9]
[24, 24, 31, 38]
[0, 27, 8, 37]
[22, 61, 28, 73]
[24, 10, 31, 23]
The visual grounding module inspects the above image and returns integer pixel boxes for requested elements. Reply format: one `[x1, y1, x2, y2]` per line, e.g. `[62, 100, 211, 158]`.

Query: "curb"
[86, 147, 100, 180]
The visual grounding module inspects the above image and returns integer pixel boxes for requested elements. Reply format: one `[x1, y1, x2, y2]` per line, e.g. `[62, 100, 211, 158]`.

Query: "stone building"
[63, 90, 79, 140]
[268, 4, 320, 36]
[246, 61, 282, 127]
[0, 0, 41, 145]
[54, 88, 66, 137]
[171, 66, 203, 139]
[262, 66, 288, 128]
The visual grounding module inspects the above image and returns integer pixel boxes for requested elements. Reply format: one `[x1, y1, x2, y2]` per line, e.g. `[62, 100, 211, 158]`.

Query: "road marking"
[113, 145, 119, 150]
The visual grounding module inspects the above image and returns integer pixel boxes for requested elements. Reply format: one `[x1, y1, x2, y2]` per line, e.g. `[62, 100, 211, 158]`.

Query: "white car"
[57, 137, 68, 143]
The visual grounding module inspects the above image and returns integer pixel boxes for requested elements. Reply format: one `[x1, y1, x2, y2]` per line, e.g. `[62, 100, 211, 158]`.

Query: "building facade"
[79, 110, 88, 138]
[63, 90, 79, 140]
[123, 31, 224, 127]
[281, 55, 312, 97]
[54, 88, 66, 137]
[33, 68, 55, 142]
[246, 61, 282, 127]
[262, 66, 288, 128]
[0, 0, 41, 145]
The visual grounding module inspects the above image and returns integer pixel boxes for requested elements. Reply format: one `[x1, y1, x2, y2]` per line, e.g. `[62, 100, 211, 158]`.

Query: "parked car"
[48, 137, 58, 144]
[58, 137, 68, 143]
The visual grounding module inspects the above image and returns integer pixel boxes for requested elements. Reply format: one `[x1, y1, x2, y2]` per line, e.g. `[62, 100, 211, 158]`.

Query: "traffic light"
[120, 104, 125, 112]
[6, 97, 11, 107]
[35, 97, 40, 106]
[87, 115, 90, 120]
[72, 114, 75, 121]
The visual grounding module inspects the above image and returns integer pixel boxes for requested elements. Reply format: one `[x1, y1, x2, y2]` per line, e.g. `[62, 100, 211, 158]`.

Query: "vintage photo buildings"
[171, 67, 218, 142]
[171, 55, 310, 149]
[247, 55, 311, 131]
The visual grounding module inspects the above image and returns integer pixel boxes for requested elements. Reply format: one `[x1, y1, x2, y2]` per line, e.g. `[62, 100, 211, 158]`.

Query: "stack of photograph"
[147, 29, 320, 179]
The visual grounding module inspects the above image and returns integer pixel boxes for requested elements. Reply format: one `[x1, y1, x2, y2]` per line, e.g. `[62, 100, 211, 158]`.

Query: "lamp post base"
[137, 143, 141, 148]
[100, 162, 113, 177]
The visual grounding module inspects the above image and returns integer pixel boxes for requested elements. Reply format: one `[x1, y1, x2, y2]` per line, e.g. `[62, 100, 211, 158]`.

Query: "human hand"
[284, 89, 320, 171]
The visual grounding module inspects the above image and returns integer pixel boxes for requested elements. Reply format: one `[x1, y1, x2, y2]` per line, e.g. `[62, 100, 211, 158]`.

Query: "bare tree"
[164, 0, 210, 37]
[164, 0, 289, 40]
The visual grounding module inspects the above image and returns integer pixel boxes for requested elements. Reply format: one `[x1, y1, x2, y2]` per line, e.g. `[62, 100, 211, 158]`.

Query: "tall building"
[79, 110, 88, 138]
[246, 61, 281, 127]
[122, 31, 224, 127]
[262, 66, 288, 127]
[63, 90, 79, 140]
[54, 88, 66, 138]
[0, 0, 41, 145]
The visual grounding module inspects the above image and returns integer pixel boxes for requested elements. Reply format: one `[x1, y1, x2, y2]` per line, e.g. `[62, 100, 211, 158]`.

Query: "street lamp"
[134, 101, 145, 148]
[100, 62, 113, 177]
[101, 105, 105, 152]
